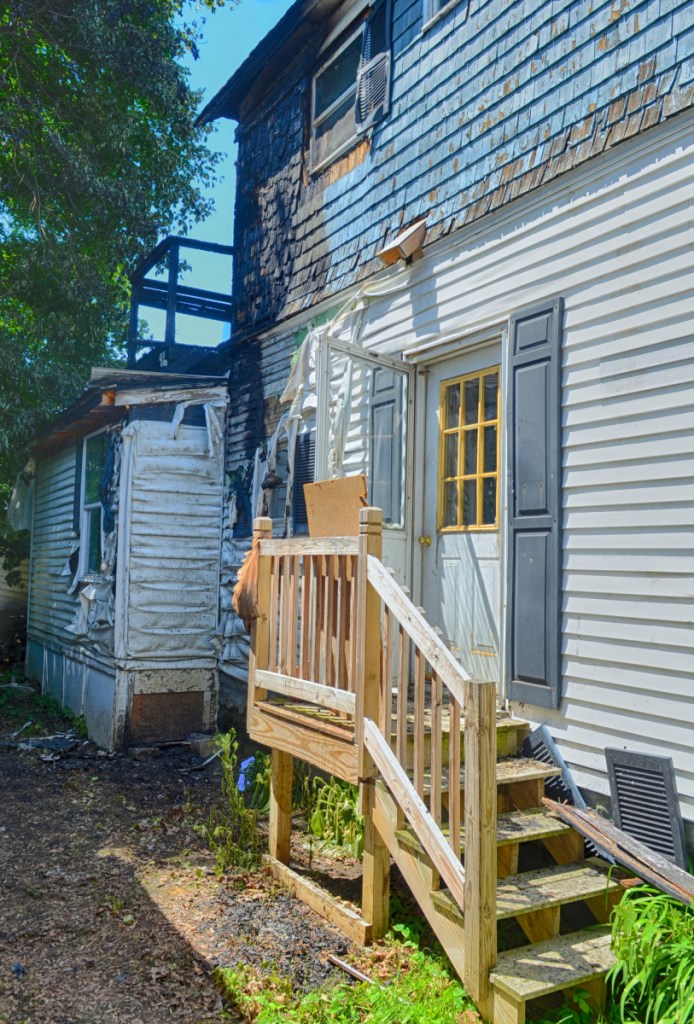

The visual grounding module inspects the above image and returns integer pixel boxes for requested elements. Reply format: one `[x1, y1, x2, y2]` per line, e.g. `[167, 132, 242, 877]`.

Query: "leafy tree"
[0, 0, 228, 576]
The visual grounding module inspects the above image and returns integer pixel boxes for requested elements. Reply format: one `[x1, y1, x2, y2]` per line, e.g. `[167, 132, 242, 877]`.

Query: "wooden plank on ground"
[543, 799, 694, 905]
[263, 855, 372, 944]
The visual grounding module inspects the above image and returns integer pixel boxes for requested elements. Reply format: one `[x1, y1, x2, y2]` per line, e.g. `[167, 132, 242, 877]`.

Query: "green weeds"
[216, 937, 478, 1024]
[195, 730, 263, 873]
[309, 777, 364, 858]
[607, 884, 694, 1024]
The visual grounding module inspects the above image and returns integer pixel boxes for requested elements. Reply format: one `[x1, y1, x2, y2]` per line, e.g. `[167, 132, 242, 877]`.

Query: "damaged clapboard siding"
[217, 328, 299, 709]
[204, 0, 694, 338]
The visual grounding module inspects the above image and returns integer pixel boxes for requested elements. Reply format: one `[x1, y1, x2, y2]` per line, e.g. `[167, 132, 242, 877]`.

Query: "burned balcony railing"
[127, 235, 234, 366]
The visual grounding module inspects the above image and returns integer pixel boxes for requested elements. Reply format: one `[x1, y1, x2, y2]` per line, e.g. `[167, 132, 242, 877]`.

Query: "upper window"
[312, 28, 364, 171]
[310, 0, 392, 172]
[423, 0, 468, 30]
[438, 368, 500, 530]
[81, 431, 108, 575]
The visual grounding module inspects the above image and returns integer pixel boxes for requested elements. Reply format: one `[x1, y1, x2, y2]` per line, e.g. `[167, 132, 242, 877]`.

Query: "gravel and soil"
[0, 682, 360, 1024]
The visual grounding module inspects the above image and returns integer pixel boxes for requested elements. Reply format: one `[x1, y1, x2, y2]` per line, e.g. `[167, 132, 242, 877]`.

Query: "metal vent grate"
[606, 749, 686, 869]
[522, 724, 607, 860]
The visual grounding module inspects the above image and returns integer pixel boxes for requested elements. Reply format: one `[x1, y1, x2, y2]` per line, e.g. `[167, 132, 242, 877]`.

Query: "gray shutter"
[506, 297, 563, 709]
[355, 0, 391, 132]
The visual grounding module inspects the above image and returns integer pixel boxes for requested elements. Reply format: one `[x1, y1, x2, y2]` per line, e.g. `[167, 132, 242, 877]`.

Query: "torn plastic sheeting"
[7, 461, 35, 532]
[170, 399, 227, 457]
[66, 580, 115, 653]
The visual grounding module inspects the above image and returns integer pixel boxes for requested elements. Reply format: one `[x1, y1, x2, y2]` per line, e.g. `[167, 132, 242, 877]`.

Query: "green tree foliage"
[0, 0, 228, 571]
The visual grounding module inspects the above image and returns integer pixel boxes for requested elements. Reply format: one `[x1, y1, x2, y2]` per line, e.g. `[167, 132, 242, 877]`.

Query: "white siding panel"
[125, 421, 224, 665]
[351, 115, 694, 821]
[27, 447, 78, 645]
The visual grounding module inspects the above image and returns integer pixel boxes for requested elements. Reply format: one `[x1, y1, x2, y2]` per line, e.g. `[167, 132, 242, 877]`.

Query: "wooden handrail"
[364, 718, 466, 910]
[260, 537, 360, 557]
[366, 554, 471, 705]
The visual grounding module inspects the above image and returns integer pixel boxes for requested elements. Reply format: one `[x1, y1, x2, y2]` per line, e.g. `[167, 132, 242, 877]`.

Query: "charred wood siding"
[231, 0, 694, 334]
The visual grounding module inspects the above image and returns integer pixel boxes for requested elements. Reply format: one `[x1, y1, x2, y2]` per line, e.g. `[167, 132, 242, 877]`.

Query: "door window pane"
[444, 433, 458, 478]
[463, 379, 479, 425]
[483, 373, 499, 421]
[483, 425, 497, 473]
[86, 507, 102, 573]
[482, 477, 496, 525]
[439, 368, 500, 530]
[463, 480, 477, 526]
[445, 383, 460, 428]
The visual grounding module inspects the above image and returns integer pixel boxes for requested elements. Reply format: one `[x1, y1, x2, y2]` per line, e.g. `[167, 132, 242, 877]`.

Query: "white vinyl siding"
[323, 113, 694, 823]
[27, 447, 78, 646]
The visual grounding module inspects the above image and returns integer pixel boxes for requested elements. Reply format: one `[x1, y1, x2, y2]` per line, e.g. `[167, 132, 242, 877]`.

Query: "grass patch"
[216, 935, 480, 1024]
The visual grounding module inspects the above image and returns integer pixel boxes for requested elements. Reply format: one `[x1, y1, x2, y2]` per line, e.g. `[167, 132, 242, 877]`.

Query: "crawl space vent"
[606, 749, 687, 869]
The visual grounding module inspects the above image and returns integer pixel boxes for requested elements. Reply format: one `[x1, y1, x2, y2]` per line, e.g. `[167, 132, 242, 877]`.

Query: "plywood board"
[304, 476, 367, 537]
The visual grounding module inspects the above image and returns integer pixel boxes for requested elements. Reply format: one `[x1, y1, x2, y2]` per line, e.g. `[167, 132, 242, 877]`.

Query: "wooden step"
[423, 757, 561, 796]
[430, 861, 619, 923]
[395, 807, 573, 860]
[490, 926, 614, 1004]
[392, 712, 530, 766]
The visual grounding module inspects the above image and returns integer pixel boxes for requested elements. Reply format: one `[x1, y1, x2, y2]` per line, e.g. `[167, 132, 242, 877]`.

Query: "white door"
[418, 343, 503, 684]
[316, 338, 414, 585]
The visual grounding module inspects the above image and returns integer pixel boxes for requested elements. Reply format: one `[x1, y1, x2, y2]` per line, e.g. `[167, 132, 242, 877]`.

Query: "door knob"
[418, 535, 432, 547]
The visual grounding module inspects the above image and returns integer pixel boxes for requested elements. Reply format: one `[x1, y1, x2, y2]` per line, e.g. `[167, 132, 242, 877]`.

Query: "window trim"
[78, 428, 107, 579]
[422, 0, 468, 34]
[437, 366, 501, 532]
[310, 23, 364, 174]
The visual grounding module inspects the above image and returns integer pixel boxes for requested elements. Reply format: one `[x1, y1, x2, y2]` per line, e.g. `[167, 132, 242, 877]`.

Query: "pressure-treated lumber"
[248, 517, 273, 727]
[397, 807, 573, 859]
[355, 509, 383, 776]
[269, 748, 292, 864]
[261, 537, 360, 556]
[363, 717, 467, 910]
[367, 554, 471, 705]
[463, 679, 497, 1004]
[255, 669, 356, 715]
[373, 782, 466, 979]
[490, 927, 614, 1002]
[360, 780, 390, 939]
[263, 855, 372, 944]
[249, 705, 358, 783]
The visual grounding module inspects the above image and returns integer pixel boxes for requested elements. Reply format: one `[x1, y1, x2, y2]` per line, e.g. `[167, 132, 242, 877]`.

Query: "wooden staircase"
[246, 509, 621, 1024]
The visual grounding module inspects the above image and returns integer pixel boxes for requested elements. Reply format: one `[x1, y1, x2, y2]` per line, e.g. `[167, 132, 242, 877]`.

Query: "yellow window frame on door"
[437, 366, 501, 532]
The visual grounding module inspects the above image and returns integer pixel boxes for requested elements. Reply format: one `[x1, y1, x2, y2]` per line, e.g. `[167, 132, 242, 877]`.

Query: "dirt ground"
[0, 695, 360, 1024]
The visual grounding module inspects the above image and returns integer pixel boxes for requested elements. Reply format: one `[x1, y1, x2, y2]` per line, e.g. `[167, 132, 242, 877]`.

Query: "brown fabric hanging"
[232, 536, 261, 632]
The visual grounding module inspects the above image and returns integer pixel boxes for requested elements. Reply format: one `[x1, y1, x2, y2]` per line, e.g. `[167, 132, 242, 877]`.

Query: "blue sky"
[150, 0, 295, 346]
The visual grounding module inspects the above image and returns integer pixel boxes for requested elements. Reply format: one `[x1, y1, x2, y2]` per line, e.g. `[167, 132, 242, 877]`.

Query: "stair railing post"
[356, 507, 389, 938]
[355, 506, 383, 773]
[247, 516, 273, 732]
[463, 678, 497, 1007]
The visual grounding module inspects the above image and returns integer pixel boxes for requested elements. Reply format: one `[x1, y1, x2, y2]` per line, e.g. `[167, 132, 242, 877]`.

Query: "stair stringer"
[373, 782, 466, 981]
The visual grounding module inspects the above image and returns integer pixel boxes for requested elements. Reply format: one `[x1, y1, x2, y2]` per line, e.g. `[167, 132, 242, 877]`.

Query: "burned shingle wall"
[231, 0, 694, 335]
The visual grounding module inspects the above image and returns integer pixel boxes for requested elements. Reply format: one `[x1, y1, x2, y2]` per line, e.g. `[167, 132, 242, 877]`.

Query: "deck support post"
[356, 508, 389, 938]
[248, 516, 273, 732]
[360, 779, 390, 939]
[269, 748, 293, 864]
[463, 679, 498, 1006]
